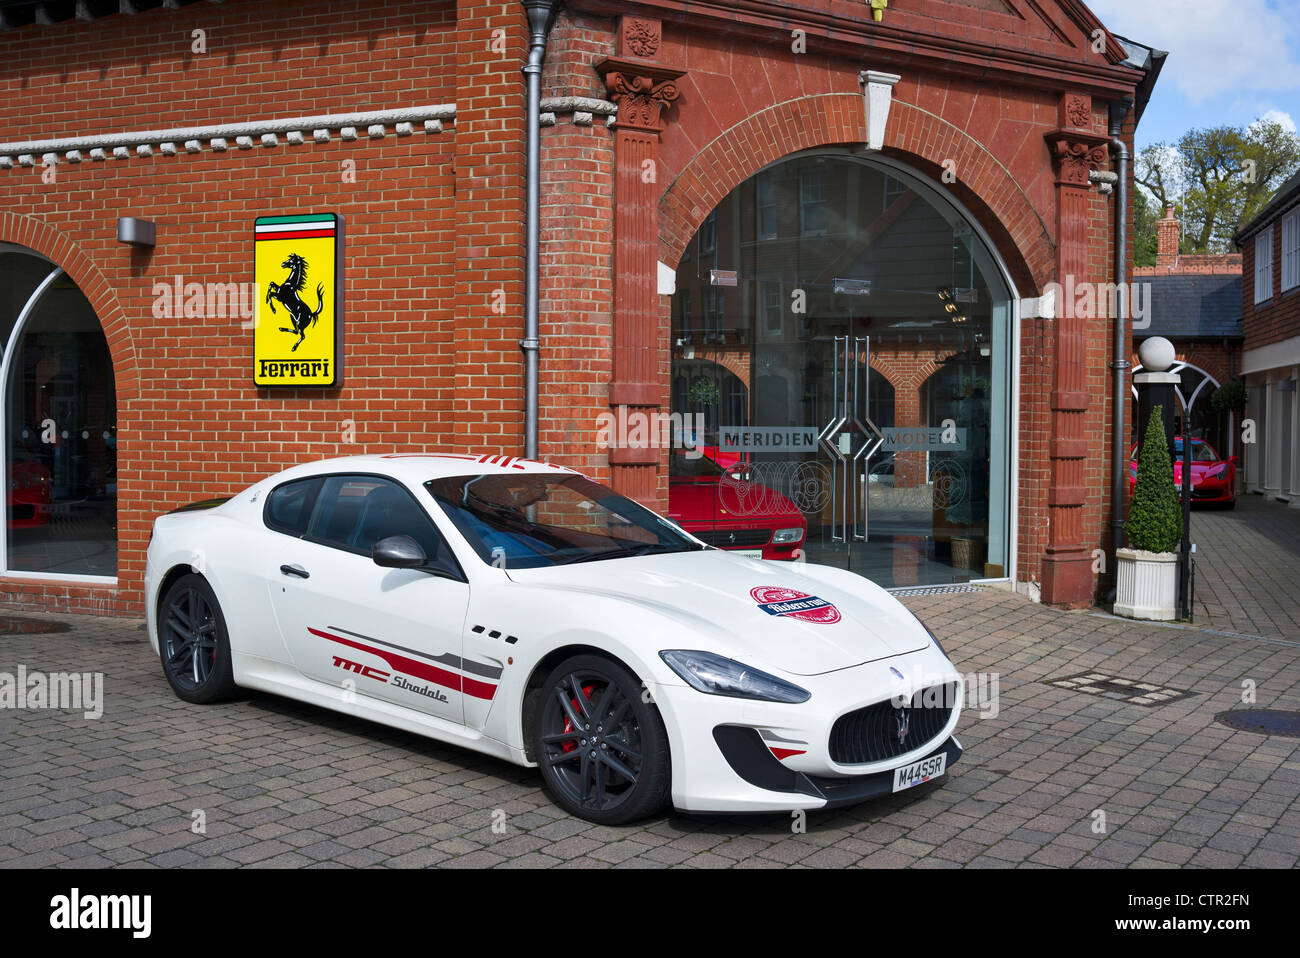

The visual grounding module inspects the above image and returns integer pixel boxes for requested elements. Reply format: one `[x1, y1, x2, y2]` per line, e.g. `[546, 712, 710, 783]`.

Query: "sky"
[1087, 0, 1300, 148]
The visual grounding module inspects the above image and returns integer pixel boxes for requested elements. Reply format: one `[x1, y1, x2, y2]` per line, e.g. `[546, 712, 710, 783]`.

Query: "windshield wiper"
[553, 543, 702, 566]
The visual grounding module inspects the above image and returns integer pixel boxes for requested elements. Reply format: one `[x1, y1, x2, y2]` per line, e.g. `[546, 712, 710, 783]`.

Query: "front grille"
[696, 528, 771, 548]
[828, 683, 957, 764]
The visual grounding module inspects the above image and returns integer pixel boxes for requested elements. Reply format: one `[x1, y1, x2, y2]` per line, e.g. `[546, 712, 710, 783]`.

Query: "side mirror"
[1230, 455, 1240, 468]
[373, 535, 427, 569]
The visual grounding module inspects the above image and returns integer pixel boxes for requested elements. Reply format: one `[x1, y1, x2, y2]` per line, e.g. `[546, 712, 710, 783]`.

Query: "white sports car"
[146, 454, 964, 824]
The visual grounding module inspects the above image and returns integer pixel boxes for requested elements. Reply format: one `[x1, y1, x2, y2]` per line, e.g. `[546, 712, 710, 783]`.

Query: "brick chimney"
[1156, 206, 1179, 268]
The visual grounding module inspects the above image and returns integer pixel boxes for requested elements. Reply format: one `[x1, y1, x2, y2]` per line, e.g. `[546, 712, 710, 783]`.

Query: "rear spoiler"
[165, 497, 232, 515]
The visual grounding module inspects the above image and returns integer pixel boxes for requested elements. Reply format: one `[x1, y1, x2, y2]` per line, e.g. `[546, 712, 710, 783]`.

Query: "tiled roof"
[1234, 169, 1300, 244]
[1136, 272, 1243, 340]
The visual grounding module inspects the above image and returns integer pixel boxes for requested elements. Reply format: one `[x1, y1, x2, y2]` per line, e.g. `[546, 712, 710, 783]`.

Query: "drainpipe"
[1108, 100, 1133, 593]
[521, 1, 557, 460]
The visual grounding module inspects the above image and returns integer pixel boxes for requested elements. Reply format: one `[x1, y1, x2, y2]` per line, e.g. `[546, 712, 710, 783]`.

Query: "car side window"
[305, 475, 448, 562]
[264, 477, 321, 537]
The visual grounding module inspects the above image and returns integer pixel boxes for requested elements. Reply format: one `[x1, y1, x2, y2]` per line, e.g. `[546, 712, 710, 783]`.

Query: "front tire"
[533, 654, 670, 825]
[158, 573, 239, 704]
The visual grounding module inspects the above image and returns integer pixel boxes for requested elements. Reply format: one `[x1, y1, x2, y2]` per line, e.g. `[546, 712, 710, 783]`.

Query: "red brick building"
[1131, 207, 1242, 461]
[1235, 170, 1300, 503]
[0, 0, 1159, 616]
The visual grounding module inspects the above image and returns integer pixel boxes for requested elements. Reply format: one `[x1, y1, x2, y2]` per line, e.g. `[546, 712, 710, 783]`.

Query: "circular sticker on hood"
[750, 586, 842, 625]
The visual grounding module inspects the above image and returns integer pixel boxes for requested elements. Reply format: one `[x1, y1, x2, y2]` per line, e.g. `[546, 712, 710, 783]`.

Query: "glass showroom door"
[669, 151, 1011, 587]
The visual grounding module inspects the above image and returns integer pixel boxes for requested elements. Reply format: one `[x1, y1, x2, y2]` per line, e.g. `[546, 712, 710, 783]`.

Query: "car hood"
[668, 477, 804, 523]
[506, 550, 930, 675]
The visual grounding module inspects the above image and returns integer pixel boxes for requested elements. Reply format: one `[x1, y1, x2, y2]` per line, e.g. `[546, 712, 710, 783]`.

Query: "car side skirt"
[231, 652, 527, 768]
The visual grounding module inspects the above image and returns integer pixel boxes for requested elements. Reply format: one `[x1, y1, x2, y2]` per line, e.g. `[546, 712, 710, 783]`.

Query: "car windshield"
[668, 448, 728, 478]
[1173, 439, 1219, 462]
[426, 473, 703, 569]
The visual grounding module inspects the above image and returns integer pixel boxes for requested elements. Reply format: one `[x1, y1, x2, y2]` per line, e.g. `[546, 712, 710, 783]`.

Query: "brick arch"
[0, 212, 139, 402]
[912, 353, 961, 391]
[659, 94, 1052, 295]
[867, 355, 902, 389]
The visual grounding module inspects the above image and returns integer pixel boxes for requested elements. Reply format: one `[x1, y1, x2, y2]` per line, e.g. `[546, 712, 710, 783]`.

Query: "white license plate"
[733, 549, 764, 559]
[892, 752, 947, 792]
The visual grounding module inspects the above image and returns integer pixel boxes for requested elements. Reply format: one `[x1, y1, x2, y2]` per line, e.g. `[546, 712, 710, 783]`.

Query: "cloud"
[1253, 109, 1297, 133]
[1089, 0, 1300, 104]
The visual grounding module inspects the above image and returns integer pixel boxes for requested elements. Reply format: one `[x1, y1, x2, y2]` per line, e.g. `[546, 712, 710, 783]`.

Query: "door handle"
[279, 564, 310, 579]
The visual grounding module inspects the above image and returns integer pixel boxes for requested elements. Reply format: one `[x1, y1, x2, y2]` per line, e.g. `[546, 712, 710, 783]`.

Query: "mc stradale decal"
[749, 586, 842, 625]
[310, 625, 501, 700]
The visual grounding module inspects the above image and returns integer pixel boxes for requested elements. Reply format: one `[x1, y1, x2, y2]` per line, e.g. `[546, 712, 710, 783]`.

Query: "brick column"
[1041, 94, 1109, 607]
[453, 1, 527, 454]
[596, 16, 682, 501]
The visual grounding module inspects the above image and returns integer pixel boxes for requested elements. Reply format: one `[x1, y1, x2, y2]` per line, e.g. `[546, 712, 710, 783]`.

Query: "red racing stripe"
[309, 627, 497, 700]
[769, 747, 806, 761]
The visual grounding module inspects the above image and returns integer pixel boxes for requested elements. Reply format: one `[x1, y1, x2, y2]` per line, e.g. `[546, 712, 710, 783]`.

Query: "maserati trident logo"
[895, 708, 911, 743]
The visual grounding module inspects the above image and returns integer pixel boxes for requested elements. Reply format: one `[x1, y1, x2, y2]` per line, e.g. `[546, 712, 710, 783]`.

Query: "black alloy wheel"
[159, 573, 238, 704]
[534, 654, 670, 824]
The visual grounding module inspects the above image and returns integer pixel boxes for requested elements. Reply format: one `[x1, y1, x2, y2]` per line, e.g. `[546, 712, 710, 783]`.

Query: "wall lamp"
[117, 217, 156, 248]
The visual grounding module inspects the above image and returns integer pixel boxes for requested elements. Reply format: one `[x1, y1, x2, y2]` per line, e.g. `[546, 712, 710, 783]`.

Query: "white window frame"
[1255, 226, 1274, 303]
[760, 280, 783, 334]
[756, 172, 777, 241]
[0, 261, 117, 584]
[1282, 208, 1300, 293]
[698, 210, 717, 256]
[799, 167, 828, 236]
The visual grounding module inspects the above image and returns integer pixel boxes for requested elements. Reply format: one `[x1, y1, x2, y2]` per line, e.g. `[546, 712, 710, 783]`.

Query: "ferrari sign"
[253, 213, 343, 387]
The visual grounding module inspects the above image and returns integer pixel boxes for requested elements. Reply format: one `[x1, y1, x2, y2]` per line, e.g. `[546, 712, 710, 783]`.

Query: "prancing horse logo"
[265, 252, 325, 353]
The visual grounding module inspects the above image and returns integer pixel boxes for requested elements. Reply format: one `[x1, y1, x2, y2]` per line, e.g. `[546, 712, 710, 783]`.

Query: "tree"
[1135, 118, 1300, 254]
[1133, 187, 1160, 268]
[1125, 404, 1182, 554]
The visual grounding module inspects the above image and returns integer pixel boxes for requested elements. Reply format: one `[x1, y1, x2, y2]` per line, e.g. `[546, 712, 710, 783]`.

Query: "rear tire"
[158, 573, 239, 704]
[533, 653, 670, 825]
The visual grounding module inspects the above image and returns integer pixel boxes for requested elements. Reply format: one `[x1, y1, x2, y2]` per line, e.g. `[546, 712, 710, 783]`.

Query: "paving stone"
[0, 583, 1295, 868]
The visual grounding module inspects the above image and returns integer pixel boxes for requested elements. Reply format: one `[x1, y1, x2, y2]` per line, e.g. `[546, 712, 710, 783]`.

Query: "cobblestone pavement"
[1, 587, 1298, 868]
[1189, 494, 1300, 641]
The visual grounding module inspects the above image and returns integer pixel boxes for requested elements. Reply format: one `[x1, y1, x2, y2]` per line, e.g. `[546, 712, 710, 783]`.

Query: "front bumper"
[712, 726, 962, 809]
[650, 647, 963, 812]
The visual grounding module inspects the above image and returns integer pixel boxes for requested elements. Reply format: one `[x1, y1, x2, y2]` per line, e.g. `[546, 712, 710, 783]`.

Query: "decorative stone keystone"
[859, 71, 901, 151]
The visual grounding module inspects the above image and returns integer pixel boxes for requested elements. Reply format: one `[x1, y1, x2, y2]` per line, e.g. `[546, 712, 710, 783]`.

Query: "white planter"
[1114, 548, 1178, 621]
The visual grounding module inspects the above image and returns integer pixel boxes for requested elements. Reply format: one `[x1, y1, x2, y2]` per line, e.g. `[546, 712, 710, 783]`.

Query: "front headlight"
[771, 527, 804, 544]
[659, 650, 810, 703]
[914, 615, 948, 656]
[1205, 463, 1226, 479]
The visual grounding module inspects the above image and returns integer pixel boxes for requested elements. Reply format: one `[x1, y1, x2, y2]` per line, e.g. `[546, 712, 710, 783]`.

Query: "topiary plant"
[1210, 378, 1246, 415]
[1124, 403, 1183, 554]
[687, 376, 720, 406]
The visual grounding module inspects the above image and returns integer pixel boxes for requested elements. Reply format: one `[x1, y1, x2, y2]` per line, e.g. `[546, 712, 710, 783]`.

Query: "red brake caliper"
[561, 684, 596, 753]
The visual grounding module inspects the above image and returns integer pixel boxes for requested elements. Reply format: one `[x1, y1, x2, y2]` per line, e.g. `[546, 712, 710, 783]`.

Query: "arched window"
[0, 246, 116, 579]
[667, 150, 1016, 585]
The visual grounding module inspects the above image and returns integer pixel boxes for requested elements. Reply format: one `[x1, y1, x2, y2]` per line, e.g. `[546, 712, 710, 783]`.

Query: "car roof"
[267, 453, 581, 486]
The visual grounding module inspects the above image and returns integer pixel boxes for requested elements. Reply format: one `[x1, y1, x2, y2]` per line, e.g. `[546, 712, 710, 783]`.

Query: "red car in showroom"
[668, 448, 806, 559]
[8, 458, 51, 528]
[1128, 436, 1237, 508]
